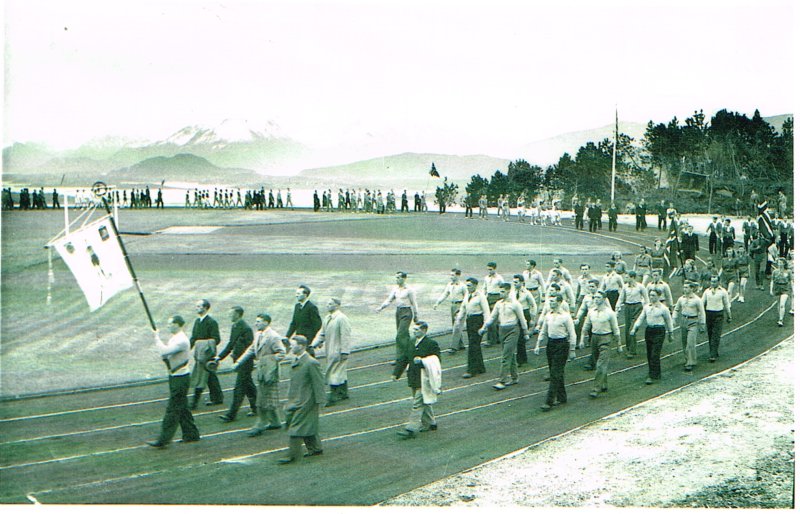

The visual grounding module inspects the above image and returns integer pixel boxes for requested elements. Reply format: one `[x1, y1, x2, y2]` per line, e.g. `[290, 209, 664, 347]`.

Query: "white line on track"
[5, 300, 777, 474]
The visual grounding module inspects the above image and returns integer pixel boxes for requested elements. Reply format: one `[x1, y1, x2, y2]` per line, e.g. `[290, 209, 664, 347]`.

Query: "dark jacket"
[287, 301, 322, 341]
[393, 335, 441, 389]
[190, 315, 220, 348]
[217, 319, 254, 362]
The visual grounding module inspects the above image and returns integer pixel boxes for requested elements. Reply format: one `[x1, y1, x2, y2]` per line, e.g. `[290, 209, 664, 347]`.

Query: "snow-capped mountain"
[155, 119, 287, 149]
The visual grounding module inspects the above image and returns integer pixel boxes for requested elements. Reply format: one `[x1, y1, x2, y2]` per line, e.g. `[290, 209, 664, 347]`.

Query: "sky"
[2, 0, 796, 157]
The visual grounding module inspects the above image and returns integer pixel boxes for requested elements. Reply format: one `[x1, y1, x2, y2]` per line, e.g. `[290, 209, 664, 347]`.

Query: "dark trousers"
[658, 215, 666, 230]
[706, 310, 724, 359]
[753, 257, 765, 286]
[159, 374, 199, 444]
[575, 216, 584, 230]
[486, 294, 501, 345]
[709, 233, 718, 255]
[606, 290, 619, 311]
[622, 303, 643, 355]
[206, 370, 224, 403]
[645, 326, 666, 379]
[545, 337, 569, 405]
[608, 218, 617, 231]
[395, 307, 413, 360]
[466, 314, 486, 374]
[589, 218, 599, 232]
[517, 309, 531, 364]
[465, 205, 473, 217]
[226, 361, 257, 418]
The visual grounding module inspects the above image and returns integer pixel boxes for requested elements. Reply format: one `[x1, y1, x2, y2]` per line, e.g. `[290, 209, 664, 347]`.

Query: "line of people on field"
[311, 188, 427, 214]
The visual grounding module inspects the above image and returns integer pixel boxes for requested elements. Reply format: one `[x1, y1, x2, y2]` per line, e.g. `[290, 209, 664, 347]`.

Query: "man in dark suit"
[287, 285, 322, 357]
[393, 321, 441, 439]
[189, 299, 224, 409]
[681, 226, 700, 262]
[216, 306, 257, 422]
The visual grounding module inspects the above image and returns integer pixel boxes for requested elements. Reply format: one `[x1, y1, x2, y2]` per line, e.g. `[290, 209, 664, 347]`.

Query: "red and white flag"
[51, 215, 133, 311]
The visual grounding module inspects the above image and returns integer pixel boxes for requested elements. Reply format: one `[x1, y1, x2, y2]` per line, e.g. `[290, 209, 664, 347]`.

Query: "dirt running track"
[0, 221, 792, 505]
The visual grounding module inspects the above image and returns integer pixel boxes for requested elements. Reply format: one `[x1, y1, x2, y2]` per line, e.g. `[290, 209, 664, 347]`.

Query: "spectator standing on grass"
[394, 321, 442, 439]
[52, 188, 61, 209]
[479, 282, 529, 391]
[607, 202, 618, 232]
[313, 298, 352, 406]
[286, 285, 322, 358]
[657, 200, 667, 231]
[189, 299, 224, 409]
[433, 269, 468, 353]
[534, 294, 576, 411]
[240, 313, 286, 437]
[635, 199, 647, 231]
[706, 215, 720, 256]
[672, 282, 706, 372]
[377, 271, 419, 363]
[216, 306, 257, 423]
[278, 335, 326, 463]
[630, 290, 673, 385]
[454, 277, 490, 379]
[148, 315, 200, 448]
[581, 290, 621, 399]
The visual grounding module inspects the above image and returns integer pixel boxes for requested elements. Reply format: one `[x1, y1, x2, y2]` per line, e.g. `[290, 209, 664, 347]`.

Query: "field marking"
[4, 300, 777, 474]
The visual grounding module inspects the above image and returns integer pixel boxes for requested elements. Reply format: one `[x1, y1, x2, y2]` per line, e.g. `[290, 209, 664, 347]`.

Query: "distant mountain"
[2, 142, 56, 171]
[299, 152, 511, 188]
[513, 121, 648, 166]
[764, 114, 792, 132]
[105, 153, 265, 185]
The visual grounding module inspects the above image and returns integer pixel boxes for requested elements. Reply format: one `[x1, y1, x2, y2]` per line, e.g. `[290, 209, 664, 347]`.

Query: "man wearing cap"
[148, 315, 200, 448]
[377, 271, 419, 363]
[672, 282, 706, 372]
[217, 306, 257, 422]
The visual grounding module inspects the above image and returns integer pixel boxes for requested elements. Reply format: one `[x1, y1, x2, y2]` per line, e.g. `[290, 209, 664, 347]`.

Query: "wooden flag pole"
[100, 197, 157, 331]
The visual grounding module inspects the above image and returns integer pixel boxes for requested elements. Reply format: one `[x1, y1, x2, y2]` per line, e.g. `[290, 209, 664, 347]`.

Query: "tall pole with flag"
[611, 107, 618, 204]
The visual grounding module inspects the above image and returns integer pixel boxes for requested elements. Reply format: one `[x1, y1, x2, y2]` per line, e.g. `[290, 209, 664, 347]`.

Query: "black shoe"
[247, 428, 266, 437]
[645, 377, 654, 385]
[277, 457, 295, 465]
[540, 404, 552, 411]
[147, 440, 168, 448]
[246, 411, 256, 417]
[265, 424, 282, 430]
[205, 400, 224, 406]
[419, 424, 437, 432]
[178, 436, 200, 443]
[304, 450, 324, 458]
[219, 415, 235, 423]
[396, 429, 416, 439]
[589, 391, 599, 399]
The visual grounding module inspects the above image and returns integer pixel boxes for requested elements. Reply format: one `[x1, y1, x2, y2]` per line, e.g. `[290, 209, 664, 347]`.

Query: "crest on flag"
[50, 215, 134, 311]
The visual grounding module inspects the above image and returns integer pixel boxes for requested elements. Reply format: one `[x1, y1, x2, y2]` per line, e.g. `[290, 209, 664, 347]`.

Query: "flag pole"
[611, 106, 618, 204]
[100, 197, 157, 331]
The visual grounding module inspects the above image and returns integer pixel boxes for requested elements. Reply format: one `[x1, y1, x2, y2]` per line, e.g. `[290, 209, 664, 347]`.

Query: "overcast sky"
[3, 0, 795, 156]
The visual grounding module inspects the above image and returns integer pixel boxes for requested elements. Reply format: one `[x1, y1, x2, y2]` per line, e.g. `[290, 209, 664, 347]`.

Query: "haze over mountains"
[2, 115, 790, 189]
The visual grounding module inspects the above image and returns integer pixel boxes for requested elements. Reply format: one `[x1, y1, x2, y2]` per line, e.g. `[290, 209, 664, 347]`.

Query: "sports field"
[0, 208, 792, 505]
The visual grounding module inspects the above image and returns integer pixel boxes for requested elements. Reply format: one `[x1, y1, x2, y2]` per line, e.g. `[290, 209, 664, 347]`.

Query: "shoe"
[778, 320, 784, 327]
[600, 387, 608, 393]
[462, 373, 473, 379]
[178, 437, 200, 443]
[205, 400, 224, 406]
[303, 450, 324, 457]
[684, 366, 693, 372]
[644, 377, 653, 385]
[246, 411, 256, 417]
[396, 429, 416, 439]
[492, 383, 506, 391]
[147, 440, 168, 448]
[543, 376, 550, 382]
[443, 349, 456, 354]
[589, 391, 599, 399]
[277, 457, 295, 465]
[419, 424, 437, 432]
[219, 415, 235, 423]
[708, 357, 717, 363]
[247, 428, 265, 437]
[265, 425, 282, 430]
[506, 380, 518, 386]
[540, 404, 552, 411]
[738, 298, 745, 303]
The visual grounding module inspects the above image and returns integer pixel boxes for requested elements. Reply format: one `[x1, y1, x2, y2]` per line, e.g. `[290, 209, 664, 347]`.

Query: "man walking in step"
[479, 282, 529, 391]
[534, 294, 577, 411]
[189, 299, 224, 409]
[313, 298, 352, 406]
[672, 282, 706, 372]
[287, 285, 322, 357]
[512, 274, 537, 367]
[616, 271, 648, 359]
[394, 321, 442, 439]
[581, 290, 621, 399]
[701, 276, 731, 363]
[377, 271, 419, 364]
[278, 336, 326, 463]
[216, 306, 257, 422]
[239, 313, 286, 437]
[148, 315, 200, 448]
[433, 268, 468, 354]
[481, 262, 505, 346]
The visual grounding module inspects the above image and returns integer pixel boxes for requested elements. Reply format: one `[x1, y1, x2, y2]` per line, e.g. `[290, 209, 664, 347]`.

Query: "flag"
[757, 200, 774, 241]
[51, 215, 134, 311]
[429, 162, 440, 178]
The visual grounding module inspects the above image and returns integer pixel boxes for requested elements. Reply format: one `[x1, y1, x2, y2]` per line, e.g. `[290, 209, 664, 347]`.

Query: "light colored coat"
[285, 352, 326, 437]
[315, 310, 352, 385]
[420, 355, 442, 405]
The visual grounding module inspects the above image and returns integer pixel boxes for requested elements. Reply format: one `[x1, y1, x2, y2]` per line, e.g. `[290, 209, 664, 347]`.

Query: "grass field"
[1, 208, 628, 397]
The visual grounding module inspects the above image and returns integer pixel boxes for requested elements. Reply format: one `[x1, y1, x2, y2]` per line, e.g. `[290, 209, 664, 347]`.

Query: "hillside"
[105, 153, 264, 185]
